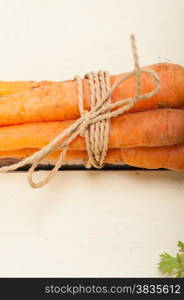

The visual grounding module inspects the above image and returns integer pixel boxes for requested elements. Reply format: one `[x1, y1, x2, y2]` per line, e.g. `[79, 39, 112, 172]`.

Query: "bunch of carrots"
[0, 62, 184, 170]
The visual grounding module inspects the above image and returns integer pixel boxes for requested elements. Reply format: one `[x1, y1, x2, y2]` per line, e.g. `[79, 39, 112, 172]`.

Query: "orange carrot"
[120, 144, 184, 170]
[0, 109, 183, 151]
[0, 63, 183, 125]
[0, 148, 122, 166]
[0, 144, 184, 170]
[0, 81, 53, 96]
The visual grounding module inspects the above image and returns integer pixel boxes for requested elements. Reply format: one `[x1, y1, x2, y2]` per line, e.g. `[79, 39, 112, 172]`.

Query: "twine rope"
[0, 35, 160, 188]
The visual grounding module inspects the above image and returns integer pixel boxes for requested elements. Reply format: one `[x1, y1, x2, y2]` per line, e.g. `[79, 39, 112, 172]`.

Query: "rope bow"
[0, 35, 160, 188]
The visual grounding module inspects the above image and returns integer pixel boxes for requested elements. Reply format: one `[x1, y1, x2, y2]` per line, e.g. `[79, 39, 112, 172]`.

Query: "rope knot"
[79, 110, 91, 137]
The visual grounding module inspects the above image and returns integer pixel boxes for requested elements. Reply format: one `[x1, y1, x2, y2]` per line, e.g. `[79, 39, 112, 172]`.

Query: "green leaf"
[158, 242, 184, 277]
[178, 241, 184, 253]
[159, 253, 179, 275]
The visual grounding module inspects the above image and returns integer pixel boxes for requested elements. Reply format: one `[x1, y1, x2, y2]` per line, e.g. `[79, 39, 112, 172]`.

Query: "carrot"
[120, 144, 184, 170]
[0, 148, 122, 165]
[0, 144, 184, 170]
[0, 80, 53, 96]
[0, 63, 183, 126]
[0, 109, 184, 151]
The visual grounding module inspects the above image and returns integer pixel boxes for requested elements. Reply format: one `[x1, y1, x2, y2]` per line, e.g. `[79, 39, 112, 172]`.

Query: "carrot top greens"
[159, 241, 184, 278]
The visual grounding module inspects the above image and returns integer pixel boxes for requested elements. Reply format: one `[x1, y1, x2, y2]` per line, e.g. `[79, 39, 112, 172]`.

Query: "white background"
[0, 0, 183, 277]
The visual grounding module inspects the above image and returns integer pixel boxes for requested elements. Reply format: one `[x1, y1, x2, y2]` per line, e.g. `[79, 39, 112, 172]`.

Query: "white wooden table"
[0, 0, 183, 277]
